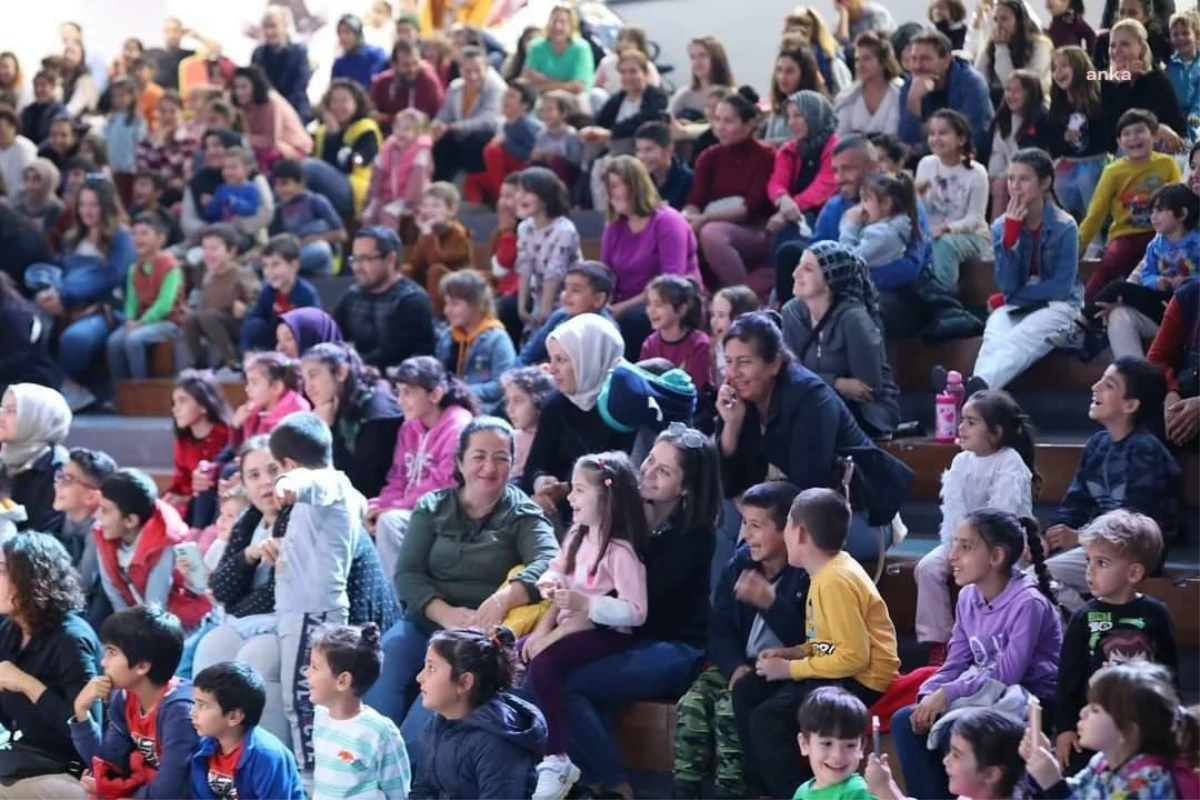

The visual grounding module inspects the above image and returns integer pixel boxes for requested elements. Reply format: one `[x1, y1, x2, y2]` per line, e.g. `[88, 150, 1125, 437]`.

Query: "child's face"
[645, 288, 684, 332]
[417, 645, 463, 715]
[53, 461, 100, 515]
[0, 119, 15, 147]
[927, 116, 962, 160]
[948, 521, 1000, 586]
[443, 296, 479, 331]
[273, 177, 303, 202]
[216, 498, 246, 539]
[65, 169, 87, 200]
[497, 182, 519, 215]
[300, 360, 338, 406]
[33, 76, 53, 102]
[245, 365, 281, 409]
[1116, 0, 1146, 22]
[111, 86, 134, 111]
[503, 384, 538, 430]
[1089, 364, 1136, 424]
[798, 732, 863, 789]
[1150, 202, 1183, 235]
[100, 644, 142, 688]
[539, 100, 563, 127]
[514, 187, 542, 220]
[1051, 54, 1075, 90]
[710, 296, 734, 341]
[392, 115, 418, 145]
[943, 732, 990, 798]
[191, 687, 238, 738]
[419, 195, 451, 226]
[1077, 702, 1123, 753]
[638, 440, 684, 505]
[861, 190, 887, 223]
[222, 156, 250, 186]
[201, 236, 234, 273]
[49, 122, 74, 153]
[501, 87, 526, 120]
[262, 254, 299, 291]
[1083, 541, 1141, 600]
[306, 645, 344, 707]
[398, 382, 438, 423]
[560, 273, 605, 316]
[96, 497, 138, 541]
[132, 177, 158, 208]
[634, 138, 669, 175]
[21, 169, 45, 199]
[740, 505, 786, 564]
[1005, 162, 1042, 208]
[877, 153, 901, 175]
[957, 401, 1001, 455]
[1118, 123, 1153, 160]
[158, 100, 181, 130]
[1173, 21, 1198, 57]
[1003, 77, 1027, 112]
[132, 223, 164, 257]
[171, 388, 205, 430]
[567, 465, 605, 530]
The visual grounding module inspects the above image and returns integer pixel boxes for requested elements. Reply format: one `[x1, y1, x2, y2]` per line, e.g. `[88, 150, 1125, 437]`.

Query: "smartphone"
[1028, 696, 1042, 736]
[872, 715, 881, 754]
[174, 542, 208, 594]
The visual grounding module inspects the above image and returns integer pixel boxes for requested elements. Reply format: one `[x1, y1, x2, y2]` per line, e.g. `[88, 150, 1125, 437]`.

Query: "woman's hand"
[1166, 395, 1200, 445]
[835, 377, 874, 402]
[715, 382, 746, 428]
[755, 655, 791, 681]
[682, 208, 706, 234]
[1156, 125, 1184, 154]
[429, 119, 448, 140]
[522, 632, 547, 662]
[765, 212, 787, 233]
[1044, 524, 1078, 553]
[247, 537, 281, 566]
[364, 506, 382, 534]
[777, 195, 801, 221]
[469, 593, 509, 631]
[910, 688, 948, 733]
[1021, 726, 1062, 789]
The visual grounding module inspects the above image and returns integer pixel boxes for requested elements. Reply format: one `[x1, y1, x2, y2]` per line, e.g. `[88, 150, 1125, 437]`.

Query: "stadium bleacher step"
[67, 415, 176, 469]
[115, 379, 247, 417]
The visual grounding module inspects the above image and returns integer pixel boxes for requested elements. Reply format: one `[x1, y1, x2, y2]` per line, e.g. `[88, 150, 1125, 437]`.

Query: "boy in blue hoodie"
[189, 661, 304, 799]
[240, 233, 319, 352]
[71, 606, 198, 799]
[672, 481, 810, 800]
[205, 148, 262, 224]
[269, 412, 366, 770]
[269, 158, 347, 277]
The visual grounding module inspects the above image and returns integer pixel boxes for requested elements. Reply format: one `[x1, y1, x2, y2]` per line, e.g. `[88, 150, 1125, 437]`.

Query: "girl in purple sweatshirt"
[367, 356, 476, 579]
[892, 508, 1063, 799]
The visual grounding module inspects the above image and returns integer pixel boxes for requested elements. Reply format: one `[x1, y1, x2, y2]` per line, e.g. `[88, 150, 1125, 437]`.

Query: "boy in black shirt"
[1054, 508, 1178, 771]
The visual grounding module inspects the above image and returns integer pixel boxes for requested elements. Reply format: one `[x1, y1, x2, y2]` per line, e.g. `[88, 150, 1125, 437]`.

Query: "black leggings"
[1084, 281, 1171, 326]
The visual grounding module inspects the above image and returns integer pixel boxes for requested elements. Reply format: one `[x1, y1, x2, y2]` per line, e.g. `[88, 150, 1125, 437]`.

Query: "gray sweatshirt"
[274, 467, 366, 616]
[838, 212, 912, 268]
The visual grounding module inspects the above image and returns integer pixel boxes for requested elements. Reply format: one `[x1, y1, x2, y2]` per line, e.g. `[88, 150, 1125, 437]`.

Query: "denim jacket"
[991, 203, 1083, 307]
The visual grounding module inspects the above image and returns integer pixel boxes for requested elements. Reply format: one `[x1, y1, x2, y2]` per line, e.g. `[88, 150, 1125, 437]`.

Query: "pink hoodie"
[372, 405, 473, 512]
[241, 390, 312, 442]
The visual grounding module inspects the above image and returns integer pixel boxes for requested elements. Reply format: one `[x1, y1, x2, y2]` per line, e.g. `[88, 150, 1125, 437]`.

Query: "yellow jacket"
[314, 117, 383, 215]
[1079, 152, 1182, 248]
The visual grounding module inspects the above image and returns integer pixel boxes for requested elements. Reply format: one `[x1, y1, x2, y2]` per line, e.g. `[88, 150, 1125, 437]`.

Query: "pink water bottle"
[935, 389, 959, 443]
[947, 370, 966, 412]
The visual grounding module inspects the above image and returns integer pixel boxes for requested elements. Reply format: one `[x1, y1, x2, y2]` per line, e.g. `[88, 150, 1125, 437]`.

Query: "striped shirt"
[312, 705, 411, 800]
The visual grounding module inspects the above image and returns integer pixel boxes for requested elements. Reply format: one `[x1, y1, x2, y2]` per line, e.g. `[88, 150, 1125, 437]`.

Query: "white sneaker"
[532, 755, 580, 800]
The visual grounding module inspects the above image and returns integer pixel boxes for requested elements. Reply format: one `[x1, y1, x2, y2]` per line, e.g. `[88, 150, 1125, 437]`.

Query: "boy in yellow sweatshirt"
[1078, 109, 1183, 301]
[748, 488, 900, 799]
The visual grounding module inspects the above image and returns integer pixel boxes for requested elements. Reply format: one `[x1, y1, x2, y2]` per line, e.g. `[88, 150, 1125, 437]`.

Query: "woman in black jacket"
[581, 50, 670, 157]
[0, 533, 99, 797]
[300, 342, 402, 499]
[0, 274, 58, 395]
[0, 383, 71, 533]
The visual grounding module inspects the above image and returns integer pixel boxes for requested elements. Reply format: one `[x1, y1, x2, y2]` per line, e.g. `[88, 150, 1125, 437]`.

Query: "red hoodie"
[95, 500, 212, 629]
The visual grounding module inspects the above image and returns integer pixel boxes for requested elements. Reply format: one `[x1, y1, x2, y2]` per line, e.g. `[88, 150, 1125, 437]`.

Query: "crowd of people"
[0, 0, 1198, 797]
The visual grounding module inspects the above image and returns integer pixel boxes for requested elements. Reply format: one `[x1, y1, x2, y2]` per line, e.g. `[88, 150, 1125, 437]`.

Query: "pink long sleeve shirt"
[543, 531, 648, 632]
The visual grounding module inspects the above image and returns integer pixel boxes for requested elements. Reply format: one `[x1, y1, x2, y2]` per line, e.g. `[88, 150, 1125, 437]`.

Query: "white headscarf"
[0, 384, 72, 473]
[547, 313, 625, 412]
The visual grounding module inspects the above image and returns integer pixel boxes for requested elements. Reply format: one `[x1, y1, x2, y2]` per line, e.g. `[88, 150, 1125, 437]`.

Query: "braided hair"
[964, 509, 1058, 606]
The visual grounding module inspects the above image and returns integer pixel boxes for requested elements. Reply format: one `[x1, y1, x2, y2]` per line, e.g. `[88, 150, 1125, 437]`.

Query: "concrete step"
[66, 415, 176, 468]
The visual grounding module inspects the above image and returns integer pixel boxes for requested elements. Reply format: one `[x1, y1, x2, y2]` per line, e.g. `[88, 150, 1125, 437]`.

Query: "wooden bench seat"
[958, 258, 1102, 309]
[116, 379, 246, 416]
[886, 337, 1111, 393]
[886, 438, 1084, 502]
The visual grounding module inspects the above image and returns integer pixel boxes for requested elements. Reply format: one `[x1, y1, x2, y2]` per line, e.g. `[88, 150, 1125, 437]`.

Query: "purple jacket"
[919, 571, 1061, 704]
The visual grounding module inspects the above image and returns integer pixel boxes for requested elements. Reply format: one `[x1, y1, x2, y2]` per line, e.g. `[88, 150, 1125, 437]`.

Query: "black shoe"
[931, 364, 949, 393]
[1078, 327, 1110, 364]
[965, 375, 989, 397]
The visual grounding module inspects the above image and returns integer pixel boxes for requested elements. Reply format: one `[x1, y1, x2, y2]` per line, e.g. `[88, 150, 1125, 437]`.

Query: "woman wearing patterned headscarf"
[0, 383, 72, 532]
[767, 89, 841, 303]
[778, 240, 901, 437]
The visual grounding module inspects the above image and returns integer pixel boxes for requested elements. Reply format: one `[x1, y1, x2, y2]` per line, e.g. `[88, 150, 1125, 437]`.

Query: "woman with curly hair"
[0, 533, 100, 799]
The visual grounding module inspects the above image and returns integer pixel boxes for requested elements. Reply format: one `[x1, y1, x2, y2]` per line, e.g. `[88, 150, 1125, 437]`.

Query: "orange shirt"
[140, 82, 164, 131]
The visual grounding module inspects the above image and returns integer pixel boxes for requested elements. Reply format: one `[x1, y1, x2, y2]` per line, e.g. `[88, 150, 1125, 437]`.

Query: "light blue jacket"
[991, 202, 1083, 307]
[435, 324, 516, 415]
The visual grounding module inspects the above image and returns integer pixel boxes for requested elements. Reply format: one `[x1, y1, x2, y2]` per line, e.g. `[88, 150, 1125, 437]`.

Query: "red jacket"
[95, 500, 211, 628]
[167, 423, 231, 501]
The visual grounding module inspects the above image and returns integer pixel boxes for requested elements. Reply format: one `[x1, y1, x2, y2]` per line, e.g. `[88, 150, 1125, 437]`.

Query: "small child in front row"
[839, 172, 922, 272]
[525, 451, 650, 800]
[406, 182, 473, 316]
[892, 509, 1063, 800]
[240, 234, 321, 352]
[71, 606, 197, 799]
[750, 488, 900, 799]
[530, 90, 584, 189]
[270, 412, 367, 770]
[915, 390, 1038, 665]
[1054, 509, 1179, 773]
[309, 623, 411, 799]
[640, 275, 712, 398]
[792, 687, 873, 800]
[490, 174, 522, 299]
[189, 661, 305, 799]
[469, 80, 544, 205]
[1022, 661, 1200, 799]
[501, 366, 558, 482]
[518, 260, 613, 367]
[436, 270, 517, 415]
[184, 224, 261, 371]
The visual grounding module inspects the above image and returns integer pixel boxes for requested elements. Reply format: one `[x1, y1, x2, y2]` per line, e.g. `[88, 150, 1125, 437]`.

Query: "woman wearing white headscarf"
[0, 384, 72, 533]
[522, 313, 633, 511]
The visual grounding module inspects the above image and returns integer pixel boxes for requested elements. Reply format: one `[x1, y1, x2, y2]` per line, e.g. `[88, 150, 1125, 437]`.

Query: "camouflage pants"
[673, 666, 746, 799]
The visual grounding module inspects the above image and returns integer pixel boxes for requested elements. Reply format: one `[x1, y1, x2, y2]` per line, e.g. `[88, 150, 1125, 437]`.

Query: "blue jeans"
[105, 320, 180, 379]
[59, 312, 116, 381]
[300, 240, 335, 277]
[1055, 156, 1108, 220]
[563, 640, 704, 788]
[890, 704, 951, 800]
[363, 617, 431, 730]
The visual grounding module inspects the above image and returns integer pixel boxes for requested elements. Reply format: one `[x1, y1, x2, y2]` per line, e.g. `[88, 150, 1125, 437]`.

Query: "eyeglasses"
[54, 469, 97, 489]
[346, 253, 385, 267]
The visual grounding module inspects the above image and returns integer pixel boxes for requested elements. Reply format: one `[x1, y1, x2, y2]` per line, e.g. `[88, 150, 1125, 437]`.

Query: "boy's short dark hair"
[262, 233, 301, 263]
[797, 686, 868, 739]
[135, 172, 166, 194]
[311, 622, 383, 697]
[788, 487, 851, 553]
[1116, 108, 1159, 137]
[99, 606, 184, 685]
[100, 469, 159, 527]
[193, 661, 266, 729]
[564, 260, 615, 300]
[0, 108, 19, 131]
[634, 121, 672, 149]
[507, 79, 537, 111]
[740, 481, 803, 531]
[270, 158, 306, 185]
[1151, 182, 1199, 232]
[867, 132, 908, 167]
[68, 448, 118, 487]
[132, 211, 168, 236]
[269, 411, 333, 468]
[64, 156, 98, 176]
[200, 223, 240, 252]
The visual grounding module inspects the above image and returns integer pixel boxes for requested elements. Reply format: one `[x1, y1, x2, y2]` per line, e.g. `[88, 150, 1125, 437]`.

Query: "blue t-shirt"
[1141, 230, 1200, 287]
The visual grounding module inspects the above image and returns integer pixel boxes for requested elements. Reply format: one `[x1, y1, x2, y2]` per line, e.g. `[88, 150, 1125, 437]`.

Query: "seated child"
[269, 412, 367, 769]
[501, 366, 558, 481]
[70, 606, 197, 799]
[205, 147, 262, 224]
[184, 224, 261, 371]
[95, 469, 213, 631]
[189, 661, 304, 799]
[467, 80, 544, 205]
[633, 121, 692, 211]
[490, 174, 521, 299]
[269, 158, 347, 277]
[164, 370, 232, 519]
[435, 269, 516, 415]
[407, 182, 473, 315]
[709, 285, 760, 388]
[1055, 510, 1179, 772]
[240, 234, 320, 352]
[640, 275, 712, 399]
[368, 356, 475, 578]
[530, 90, 583, 189]
[106, 212, 184, 380]
[869, 134, 910, 177]
[364, 108, 434, 231]
[987, 71, 1050, 219]
[517, 260, 614, 366]
[750, 488, 900, 799]
[309, 623, 411, 799]
[128, 173, 183, 246]
[14, 158, 64, 240]
[792, 687, 872, 800]
[673, 481, 809, 800]
[53, 447, 118, 623]
[839, 173, 921, 270]
[232, 351, 311, 445]
[178, 486, 250, 580]
[413, 628, 548, 799]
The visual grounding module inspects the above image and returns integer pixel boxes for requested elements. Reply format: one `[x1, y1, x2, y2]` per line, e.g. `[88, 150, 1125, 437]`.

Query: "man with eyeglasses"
[332, 226, 435, 371]
[52, 448, 118, 629]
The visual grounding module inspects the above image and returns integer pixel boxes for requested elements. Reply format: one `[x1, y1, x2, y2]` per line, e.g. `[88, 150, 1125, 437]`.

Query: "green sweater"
[793, 774, 875, 800]
[395, 483, 559, 632]
[524, 36, 595, 88]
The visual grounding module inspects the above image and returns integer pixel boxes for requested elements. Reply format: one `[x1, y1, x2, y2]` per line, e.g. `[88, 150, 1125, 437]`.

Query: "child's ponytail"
[428, 626, 521, 710]
[249, 351, 302, 393]
[1020, 515, 1059, 607]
